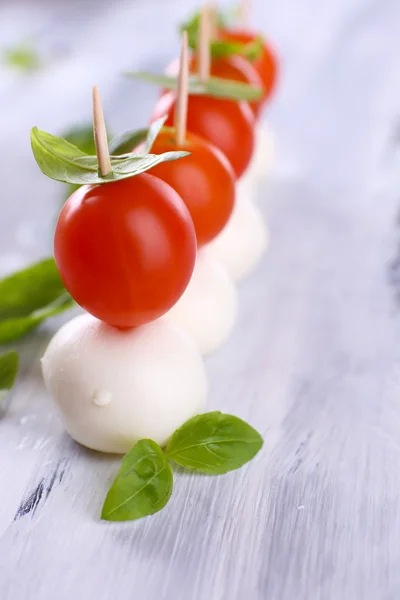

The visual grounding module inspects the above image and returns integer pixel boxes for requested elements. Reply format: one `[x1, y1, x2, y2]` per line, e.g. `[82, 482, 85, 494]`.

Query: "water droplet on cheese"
[93, 390, 112, 407]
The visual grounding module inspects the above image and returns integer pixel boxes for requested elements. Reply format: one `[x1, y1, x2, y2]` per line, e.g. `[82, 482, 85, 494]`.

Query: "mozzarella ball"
[41, 314, 207, 454]
[236, 166, 257, 206]
[207, 197, 268, 281]
[166, 250, 237, 355]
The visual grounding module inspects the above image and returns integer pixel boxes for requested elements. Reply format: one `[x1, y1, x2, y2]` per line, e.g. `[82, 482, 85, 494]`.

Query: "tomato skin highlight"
[165, 54, 265, 118]
[218, 28, 278, 101]
[54, 173, 197, 328]
[152, 92, 255, 179]
[149, 131, 235, 246]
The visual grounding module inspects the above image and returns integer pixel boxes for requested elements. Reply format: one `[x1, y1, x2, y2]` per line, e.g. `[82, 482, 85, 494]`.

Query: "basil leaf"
[165, 412, 263, 475]
[0, 292, 74, 345]
[63, 125, 97, 156]
[3, 44, 41, 73]
[180, 11, 227, 50]
[0, 258, 67, 320]
[108, 116, 167, 155]
[61, 131, 92, 202]
[31, 127, 190, 185]
[31, 127, 96, 185]
[0, 351, 19, 403]
[144, 117, 168, 153]
[108, 151, 190, 175]
[180, 11, 262, 61]
[205, 76, 262, 100]
[102, 439, 173, 522]
[62, 124, 116, 200]
[211, 36, 263, 61]
[244, 36, 264, 61]
[180, 12, 202, 50]
[125, 72, 263, 102]
[108, 128, 148, 155]
[209, 39, 248, 59]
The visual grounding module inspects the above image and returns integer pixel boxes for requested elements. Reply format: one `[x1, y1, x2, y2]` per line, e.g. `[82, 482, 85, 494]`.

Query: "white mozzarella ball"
[236, 166, 257, 206]
[207, 197, 268, 281]
[41, 314, 207, 454]
[166, 250, 237, 355]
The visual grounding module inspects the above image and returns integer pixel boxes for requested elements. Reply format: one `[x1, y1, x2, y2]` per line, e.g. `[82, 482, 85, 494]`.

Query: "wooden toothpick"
[92, 85, 112, 177]
[174, 32, 189, 146]
[198, 5, 211, 83]
[208, 2, 218, 39]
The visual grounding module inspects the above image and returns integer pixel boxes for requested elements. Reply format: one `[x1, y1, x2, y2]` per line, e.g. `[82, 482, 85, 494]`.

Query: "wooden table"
[1, 0, 400, 598]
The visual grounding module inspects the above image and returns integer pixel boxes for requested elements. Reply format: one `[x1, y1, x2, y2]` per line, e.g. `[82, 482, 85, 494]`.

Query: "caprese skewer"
[152, 32, 238, 353]
[32, 88, 209, 453]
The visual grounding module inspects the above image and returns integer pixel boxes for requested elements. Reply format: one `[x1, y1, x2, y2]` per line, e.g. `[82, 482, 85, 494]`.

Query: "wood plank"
[1, 0, 400, 598]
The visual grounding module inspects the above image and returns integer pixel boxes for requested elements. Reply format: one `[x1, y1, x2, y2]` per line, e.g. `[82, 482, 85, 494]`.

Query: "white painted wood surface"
[1, 0, 400, 598]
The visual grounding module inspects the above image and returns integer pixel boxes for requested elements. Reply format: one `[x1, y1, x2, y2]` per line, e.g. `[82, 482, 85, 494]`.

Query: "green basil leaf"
[180, 11, 227, 50]
[0, 258, 67, 320]
[124, 72, 263, 102]
[244, 36, 264, 61]
[31, 127, 96, 185]
[3, 44, 41, 73]
[102, 439, 173, 522]
[209, 39, 246, 59]
[63, 125, 97, 156]
[108, 116, 167, 155]
[205, 76, 262, 100]
[31, 127, 190, 185]
[165, 412, 263, 475]
[180, 12, 202, 50]
[108, 151, 190, 175]
[144, 117, 168, 153]
[210, 36, 263, 61]
[0, 292, 74, 345]
[180, 10, 262, 61]
[108, 128, 148, 155]
[61, 124, 116, 201]
[62, 127, 96, 202]
[0, 351, 19, 403]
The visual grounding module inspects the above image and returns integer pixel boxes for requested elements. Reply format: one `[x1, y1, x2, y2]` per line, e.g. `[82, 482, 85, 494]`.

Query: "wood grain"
[1, 0, 400, 598]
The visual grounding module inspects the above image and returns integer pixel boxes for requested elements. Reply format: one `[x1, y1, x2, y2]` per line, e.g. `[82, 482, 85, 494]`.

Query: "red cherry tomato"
[149, 130, 235, 246]
[54, 173, 197, 328]
[218, 29, 278, 100]
[165, 54, 265, 118]
[152, 92, 255, 179]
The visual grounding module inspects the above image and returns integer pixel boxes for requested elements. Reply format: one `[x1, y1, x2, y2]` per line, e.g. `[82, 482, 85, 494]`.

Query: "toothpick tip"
[174, 28, 190, 145]
[198, 4, 211, 83]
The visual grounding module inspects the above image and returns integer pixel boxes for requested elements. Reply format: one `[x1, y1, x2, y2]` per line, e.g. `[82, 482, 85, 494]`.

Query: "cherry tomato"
[152, 92, 255, 179]
[218, 29, 278, 100]
[166, 54, 265, 118]
[149, 130, 235, 246]
[54, 173, 197, 328]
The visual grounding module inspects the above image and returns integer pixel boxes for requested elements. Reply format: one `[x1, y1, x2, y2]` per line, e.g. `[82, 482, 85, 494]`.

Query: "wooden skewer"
[198, 5, 211, 83]
[92, 85, 112, 177]
[208, 2, 218, 39]
[174, 32, 189, 146]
